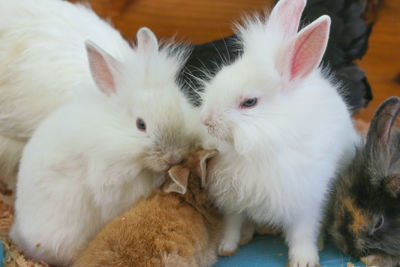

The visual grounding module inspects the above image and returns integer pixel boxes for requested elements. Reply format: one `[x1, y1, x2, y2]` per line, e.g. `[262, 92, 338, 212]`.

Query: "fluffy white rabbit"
[0, 0, 132, 179]
[10, 28, 196, 266]
[199, 0, 361, 266]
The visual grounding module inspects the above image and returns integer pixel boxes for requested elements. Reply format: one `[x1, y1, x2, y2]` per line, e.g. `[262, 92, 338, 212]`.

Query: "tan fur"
[343, 198, 368, 233]
[0, 135, 24, 191]
[74, 150, 221, 267]
[385, 174, 400, 198]
[353, 119, 369, 137]
[361, 254, 400, 267]
[255, 225, 282, 236]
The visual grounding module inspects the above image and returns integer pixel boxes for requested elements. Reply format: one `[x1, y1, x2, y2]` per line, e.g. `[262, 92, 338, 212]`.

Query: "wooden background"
[70, 0, 400, 122]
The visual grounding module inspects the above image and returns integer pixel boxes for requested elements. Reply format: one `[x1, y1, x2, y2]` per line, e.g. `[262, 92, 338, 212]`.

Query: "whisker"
[211, 42, 227, 65]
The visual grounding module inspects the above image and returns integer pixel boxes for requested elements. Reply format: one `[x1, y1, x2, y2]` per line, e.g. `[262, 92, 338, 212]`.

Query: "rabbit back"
[0, 0, 131, 177]
[74, 192, 218, 267]
[0, 0, 130, 137]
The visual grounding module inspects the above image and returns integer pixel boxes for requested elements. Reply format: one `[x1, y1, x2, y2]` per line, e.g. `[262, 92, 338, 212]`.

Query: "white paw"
[239, 221, 255, 246]
[218, 240, 239, 257]
[288, 250, 319, 267]
[288, 259, 320, 267]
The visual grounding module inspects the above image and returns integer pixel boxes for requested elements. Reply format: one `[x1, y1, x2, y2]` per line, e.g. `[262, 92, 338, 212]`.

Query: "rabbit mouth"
[206, 125, 231, 142]
[207, 126, 219, 137]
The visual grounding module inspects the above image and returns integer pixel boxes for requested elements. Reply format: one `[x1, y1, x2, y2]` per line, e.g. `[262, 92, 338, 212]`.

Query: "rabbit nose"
[201, 114, 212, 126]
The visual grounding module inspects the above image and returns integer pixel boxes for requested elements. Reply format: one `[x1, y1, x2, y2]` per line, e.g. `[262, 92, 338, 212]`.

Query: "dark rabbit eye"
[136, 118, 146, 132]
[373, 216, 384, 233]
[240, 98, 258, 108]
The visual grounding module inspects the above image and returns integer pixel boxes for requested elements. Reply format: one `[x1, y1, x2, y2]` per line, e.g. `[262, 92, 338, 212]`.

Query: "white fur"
[199, 10, 361, 267]
[10, 28, 195, 266]
[0, 0, 132, 178]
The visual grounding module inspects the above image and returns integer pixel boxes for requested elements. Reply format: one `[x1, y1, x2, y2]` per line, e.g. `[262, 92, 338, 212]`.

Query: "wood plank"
[70, 0, 273, 43]
[356, 0, 400, 122]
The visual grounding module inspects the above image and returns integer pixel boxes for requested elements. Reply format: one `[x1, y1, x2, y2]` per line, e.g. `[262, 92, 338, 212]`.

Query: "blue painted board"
[0, 239, 4, 267]
[215, 235, 365, 267]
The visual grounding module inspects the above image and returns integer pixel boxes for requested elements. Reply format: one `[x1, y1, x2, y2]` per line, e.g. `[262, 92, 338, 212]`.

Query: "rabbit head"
[199, 0, 331, 154]
[163, 149, 219, 217]
[327, 96, 400, 259]
[86, 27, 196, 173]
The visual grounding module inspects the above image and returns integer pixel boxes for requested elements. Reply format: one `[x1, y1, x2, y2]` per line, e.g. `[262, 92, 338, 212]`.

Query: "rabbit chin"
[205, 125, 233, 145]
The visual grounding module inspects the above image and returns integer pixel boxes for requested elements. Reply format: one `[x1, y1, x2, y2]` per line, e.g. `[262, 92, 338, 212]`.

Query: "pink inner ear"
[289, 16, 330, 81]
[376, 101, 400, 145]
[88, 46, 117, 96]
[269, 0, 306, 38]
[136, 27, 158, 53]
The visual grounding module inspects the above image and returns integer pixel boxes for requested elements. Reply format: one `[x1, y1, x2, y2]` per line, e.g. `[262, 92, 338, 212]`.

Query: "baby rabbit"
[74, 149, 221, 267]
[0, 0, 132, 179]
[326, 96, 400, 267]
[198, 0, 360, 266]
[10, 28, 196, 266]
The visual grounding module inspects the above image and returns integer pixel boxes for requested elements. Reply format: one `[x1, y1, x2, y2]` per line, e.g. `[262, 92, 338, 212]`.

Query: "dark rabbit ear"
[384, 174, 400, 198]
[194, 150, 218, 187]
[366, 96, 400, 151]
[164, 166, 190, 195]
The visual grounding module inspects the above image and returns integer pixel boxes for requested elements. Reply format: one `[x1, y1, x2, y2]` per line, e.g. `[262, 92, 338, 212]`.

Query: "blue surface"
[215, 235, 365, 267]
[0, 239, 4, 267]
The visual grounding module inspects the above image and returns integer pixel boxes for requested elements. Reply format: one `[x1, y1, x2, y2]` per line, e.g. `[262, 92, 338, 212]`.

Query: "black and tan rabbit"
[326, 96, 400, 267]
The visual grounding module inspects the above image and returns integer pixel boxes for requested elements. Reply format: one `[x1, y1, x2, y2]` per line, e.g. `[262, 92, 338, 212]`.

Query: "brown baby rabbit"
[74, 149, 221, 267]
[325, 96, 400, 267]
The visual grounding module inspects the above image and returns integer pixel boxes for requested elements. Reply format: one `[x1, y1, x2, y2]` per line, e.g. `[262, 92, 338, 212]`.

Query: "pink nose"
[201, 113, 211, 126]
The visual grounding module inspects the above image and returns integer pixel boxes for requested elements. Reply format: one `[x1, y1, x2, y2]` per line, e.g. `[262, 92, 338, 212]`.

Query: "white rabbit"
[0, 0, 132, 180]
[198, 0, 361, 266]
[10, 28, 196, 266]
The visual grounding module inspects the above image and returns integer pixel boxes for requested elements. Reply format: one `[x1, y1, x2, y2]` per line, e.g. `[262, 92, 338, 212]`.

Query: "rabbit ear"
[194, 149, 218, 187]
[269, 0, 306, 39]
[86, 41, 122, 96]
[136, 27, 158, 53]
[384, 174, 400, 198]
[276, 15, 330, 82]
[165, 166, 190, 194]
[366, 97, 400, 151]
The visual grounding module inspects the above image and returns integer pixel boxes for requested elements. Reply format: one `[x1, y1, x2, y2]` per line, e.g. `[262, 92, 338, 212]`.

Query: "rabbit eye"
[136, 118, 146, 132]
[373, 215, 384, 233]
[240, 98, 258, 108]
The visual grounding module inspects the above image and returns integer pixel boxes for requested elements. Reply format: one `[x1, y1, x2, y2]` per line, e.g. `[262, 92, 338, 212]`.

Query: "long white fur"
[0, 0, 132, 179]
[199, 1, 361, 266]
[9, 9, 194, 267]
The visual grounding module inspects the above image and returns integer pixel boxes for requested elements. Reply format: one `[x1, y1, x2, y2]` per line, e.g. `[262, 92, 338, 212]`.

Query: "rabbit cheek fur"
[0, 0, 133, 179]
[74, 150, 221, 267]
[199, 0, 360, 265]
[10, 29, 195, 266]
[326, 97, 400, 266]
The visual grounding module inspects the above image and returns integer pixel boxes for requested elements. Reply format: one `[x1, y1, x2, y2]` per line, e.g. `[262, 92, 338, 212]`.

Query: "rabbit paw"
[239, 221, 255, 246]
[218, 240, 238, 257]
[287, 260, 320, 267]
[288, 250, 320, 267]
